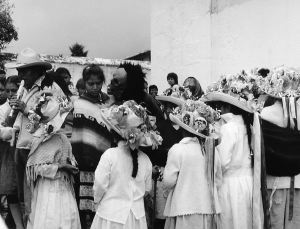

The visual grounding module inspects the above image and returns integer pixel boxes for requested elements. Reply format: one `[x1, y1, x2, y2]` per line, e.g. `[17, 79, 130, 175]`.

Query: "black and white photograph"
[0, 0, 300, 229]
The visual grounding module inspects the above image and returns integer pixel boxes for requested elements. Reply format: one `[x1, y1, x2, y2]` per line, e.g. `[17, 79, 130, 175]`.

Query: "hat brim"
[100, 109, 153, 147]
[169, 114, 208, 139]
[155, 95, 185, 106]
[203, 92, 254, 113]
[5, 62, 52, 70]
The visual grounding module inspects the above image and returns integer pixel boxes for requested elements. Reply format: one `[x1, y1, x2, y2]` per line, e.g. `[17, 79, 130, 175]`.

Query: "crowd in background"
[0, 48, 299, 229]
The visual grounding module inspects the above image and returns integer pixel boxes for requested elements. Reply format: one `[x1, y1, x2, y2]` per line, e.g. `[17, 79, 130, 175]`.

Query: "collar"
[180, 137, 199, 144]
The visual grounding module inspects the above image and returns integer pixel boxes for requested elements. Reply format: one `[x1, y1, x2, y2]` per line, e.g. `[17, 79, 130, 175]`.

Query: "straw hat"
[26, 91, 73, 136]
[100, 100, 162, 149]
[169, 100, 220, 139]
[5, 48, 52, 70]
[258, 66, 300, 98]
[203, 71, 262, 113]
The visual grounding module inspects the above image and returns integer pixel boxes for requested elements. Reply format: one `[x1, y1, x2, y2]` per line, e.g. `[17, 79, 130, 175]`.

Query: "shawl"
[26, 133, 77, 184]
[261, 119, 300, 176]
[71, 97, 111, 171]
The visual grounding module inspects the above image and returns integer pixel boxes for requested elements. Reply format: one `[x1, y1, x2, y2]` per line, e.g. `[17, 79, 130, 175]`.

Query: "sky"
[4, 0, 150, 59]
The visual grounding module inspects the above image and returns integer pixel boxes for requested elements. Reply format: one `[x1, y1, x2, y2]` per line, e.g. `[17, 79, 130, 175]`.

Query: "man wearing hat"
[5, 48, 52, 223]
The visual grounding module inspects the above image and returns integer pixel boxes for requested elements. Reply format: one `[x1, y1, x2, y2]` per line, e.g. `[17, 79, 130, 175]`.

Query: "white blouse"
[93, 141, 152, 224]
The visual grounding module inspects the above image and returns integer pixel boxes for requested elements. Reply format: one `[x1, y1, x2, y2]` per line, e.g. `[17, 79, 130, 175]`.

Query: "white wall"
[151, 0, 212, 93]
[151, 0, 300, 92]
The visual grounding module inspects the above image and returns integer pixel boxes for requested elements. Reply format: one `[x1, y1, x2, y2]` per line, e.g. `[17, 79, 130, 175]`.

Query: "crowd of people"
[0, 47, 299, 229]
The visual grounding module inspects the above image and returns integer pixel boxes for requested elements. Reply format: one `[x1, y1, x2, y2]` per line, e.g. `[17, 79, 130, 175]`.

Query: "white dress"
[26, 164, 81, 229]
[216, 113, 253, 229]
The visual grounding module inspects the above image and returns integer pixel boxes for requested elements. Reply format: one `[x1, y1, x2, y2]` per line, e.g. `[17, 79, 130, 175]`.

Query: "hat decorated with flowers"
[25, 91, 73, 137]
[169, 99, 220, 138]
[203, 70, 263, 113]
[257, 66, 300, 98]
[100, 100, 163, 149]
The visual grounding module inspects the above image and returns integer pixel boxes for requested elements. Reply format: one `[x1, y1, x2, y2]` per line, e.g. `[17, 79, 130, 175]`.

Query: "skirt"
[91, 211, 147, 229]
[27, 177, 81, 229]
[164, 214, 219, 229]
[0, 142, 17, 195]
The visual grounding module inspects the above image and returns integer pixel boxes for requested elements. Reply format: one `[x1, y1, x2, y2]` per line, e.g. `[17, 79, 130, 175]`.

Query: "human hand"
[59, 164, 79, 174]
[9, 96, 26, 113]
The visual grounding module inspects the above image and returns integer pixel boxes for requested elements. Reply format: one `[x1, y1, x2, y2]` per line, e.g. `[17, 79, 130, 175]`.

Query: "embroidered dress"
[163, 137, 221, 229]
[91, 141, 152, 229]
[216, 113, 253, 229]
[71, 95, 111, 211]
[26, 133, 81, 229]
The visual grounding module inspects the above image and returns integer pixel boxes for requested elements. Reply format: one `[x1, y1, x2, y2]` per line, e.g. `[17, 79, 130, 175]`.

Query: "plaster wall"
[151, 0, 300, 92]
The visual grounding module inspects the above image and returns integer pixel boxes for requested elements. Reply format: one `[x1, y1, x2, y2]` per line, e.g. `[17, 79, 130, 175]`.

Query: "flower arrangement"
[172, 99, 220, 136]
[25, 92, 73, 135]
[257, 66, 300, 97]
[104, 100, 163, 149]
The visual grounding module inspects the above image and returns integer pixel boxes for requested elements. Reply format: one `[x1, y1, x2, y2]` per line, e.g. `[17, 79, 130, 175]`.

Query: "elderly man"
[5, 48, 52, 223]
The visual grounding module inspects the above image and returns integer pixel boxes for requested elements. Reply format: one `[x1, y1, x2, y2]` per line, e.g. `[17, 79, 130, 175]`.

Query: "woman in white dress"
[91, 100, 162, 229]
[204, 74, 257, 229]
[23, 92, 81, 229]
[163, 100, 221, 229]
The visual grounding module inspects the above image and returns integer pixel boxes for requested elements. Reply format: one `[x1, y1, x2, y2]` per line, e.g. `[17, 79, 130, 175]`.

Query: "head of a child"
[149, 85, 158, 98]
[167, 72, 178, 87]
[82, 64, 105, 99]
[76, 78, 85, 96]
[5, 75, 21, 100]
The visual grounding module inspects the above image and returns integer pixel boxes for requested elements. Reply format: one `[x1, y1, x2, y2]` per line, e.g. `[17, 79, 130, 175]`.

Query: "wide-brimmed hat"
[100, 100, 163, 149]
[258, 66, 300, 98]
[5, 48, 52, 70]
[203, 71, 262, 113]
[26, 91, 73, 136]
[169, 100, 220, 138]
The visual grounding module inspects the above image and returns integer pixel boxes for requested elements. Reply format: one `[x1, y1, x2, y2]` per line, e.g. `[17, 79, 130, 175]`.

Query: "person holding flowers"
[163, 99, 221, 229]
[90, 100, 162, 229]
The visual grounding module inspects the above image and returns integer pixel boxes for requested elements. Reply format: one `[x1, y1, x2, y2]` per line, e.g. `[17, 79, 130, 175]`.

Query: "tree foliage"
[69, 42, 88, 57]
[0, 0, 18, 50]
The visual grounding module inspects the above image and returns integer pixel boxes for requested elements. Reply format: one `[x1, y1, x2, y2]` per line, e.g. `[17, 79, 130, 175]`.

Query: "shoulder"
[168, 143, 183, 156]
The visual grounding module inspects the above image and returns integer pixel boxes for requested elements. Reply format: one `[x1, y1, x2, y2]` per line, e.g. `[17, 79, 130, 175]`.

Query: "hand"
[9, 96, 26, 113]
[59, 164, 79, 174]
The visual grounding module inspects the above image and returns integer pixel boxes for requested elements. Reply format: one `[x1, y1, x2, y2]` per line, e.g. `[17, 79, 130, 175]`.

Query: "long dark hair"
[119, 63, 146, 103]
[110, 129, 139, 178]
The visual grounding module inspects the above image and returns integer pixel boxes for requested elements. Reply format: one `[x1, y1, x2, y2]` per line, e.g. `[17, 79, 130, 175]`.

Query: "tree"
[0, 0, 18, 50]
[69, 42, 88, 57]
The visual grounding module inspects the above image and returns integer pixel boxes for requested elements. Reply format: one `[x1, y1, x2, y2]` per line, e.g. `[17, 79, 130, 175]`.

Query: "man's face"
[149, 88, 158, 97]
[107, 68, 127, 101]
[0, 83, 7, 105]
[17, 67, 41, 89]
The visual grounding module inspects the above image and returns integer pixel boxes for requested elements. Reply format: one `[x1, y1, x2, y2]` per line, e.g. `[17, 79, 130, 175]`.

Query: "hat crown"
[16, 48, 42, 65]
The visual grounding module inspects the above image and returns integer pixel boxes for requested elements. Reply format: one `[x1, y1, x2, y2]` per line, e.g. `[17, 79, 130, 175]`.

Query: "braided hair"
[110, 130, 139, 178]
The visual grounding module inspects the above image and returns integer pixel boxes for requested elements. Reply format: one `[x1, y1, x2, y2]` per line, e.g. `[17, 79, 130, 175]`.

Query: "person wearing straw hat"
[203, 71, 261, 229]
[162, 99, 221, 229]
[90, 100, 162, 229]
[24, 91, 80, 229]
[4, 48, 54, 222]
[258, 67, 300, 229]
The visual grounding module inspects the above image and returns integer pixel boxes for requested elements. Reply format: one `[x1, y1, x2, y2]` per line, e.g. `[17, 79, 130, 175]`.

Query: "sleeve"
[163, 145, 181, 190]
[93, 150, 111, 204]
[216, 124, 236, 172]
[145, 157, 153, 193]
[36, 164, 59, 179]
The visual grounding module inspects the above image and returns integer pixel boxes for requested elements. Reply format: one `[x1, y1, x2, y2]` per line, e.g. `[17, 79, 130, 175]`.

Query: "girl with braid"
[91, 100, 162, 229]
